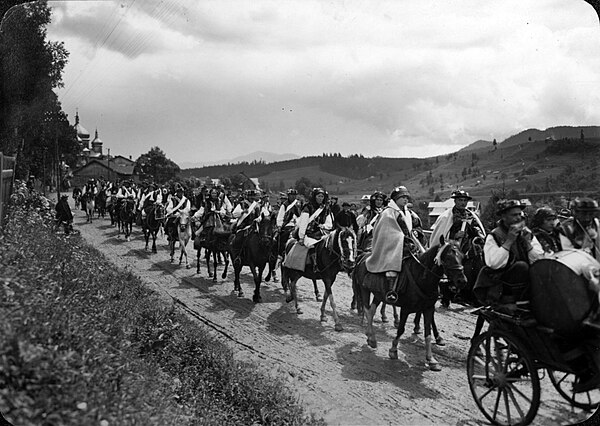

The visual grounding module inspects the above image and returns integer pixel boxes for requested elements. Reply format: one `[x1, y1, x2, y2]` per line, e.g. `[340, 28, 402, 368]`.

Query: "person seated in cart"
[474, 199, 544, 305]
[559, 198, 600, 262]
[530, 206, 562, 254]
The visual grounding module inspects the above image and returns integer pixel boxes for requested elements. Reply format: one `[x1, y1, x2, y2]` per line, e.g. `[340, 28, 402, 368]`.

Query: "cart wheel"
[467, 331, 541, 426]
[548, 369, 600, 411]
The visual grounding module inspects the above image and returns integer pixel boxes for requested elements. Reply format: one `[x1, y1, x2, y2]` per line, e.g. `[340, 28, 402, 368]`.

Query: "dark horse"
[439, 236, 485, 308]
[282, 227, 357, 331]
[353, 240, 467, 371]
[95, 190, 107, 219]
[230, 212, 277, 302]
[119, 198, 136, 241]
[141, 203, 165, 253]
[194, 212, 231, 281]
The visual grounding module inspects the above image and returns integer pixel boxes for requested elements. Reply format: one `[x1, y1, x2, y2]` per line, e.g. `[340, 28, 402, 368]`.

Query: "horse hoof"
[238, 291, 244, 298]
[285, 295, 293, 304]
[350, 303, 356, 310]
[170, 259, 174, 263]
[186, 264, 191, 269]
[427, 361, 442, 372]
[334, 323, 343, 332]
[381, 316, 388, 323]
[273, 277, 279, 283]
[316, 295, 322, 302]
[389, 348, 398, 359]
[221, 273, 227, 279]
[320, 315, 327, 322]
[296, 307, 303, 315]
[253, 295, 262, 303]
[367, 338, 377, 349]
[435, 337, 446, 346]
[394, 320, 400, 328]
[413, 328, 421, 335]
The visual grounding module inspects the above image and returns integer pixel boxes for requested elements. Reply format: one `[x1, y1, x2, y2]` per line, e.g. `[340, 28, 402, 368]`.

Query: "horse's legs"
[423, 307, 441, 371]
[393, 306, 399, 327]
[381, 302, 388, 323]
[322, 281, 343, 332]
[252, 265, 264, 303]
[212, 250, 218, 281]
[234, 264, 244, 297]
[312, 279, 322, 302]
[151, 230, 157, 253]
[221, 251, 229, 279]
[364, 294, 380, 348]
[413, 312, 422, 334]
[286, 272, 302, 314]
[389, 309, 409, 359]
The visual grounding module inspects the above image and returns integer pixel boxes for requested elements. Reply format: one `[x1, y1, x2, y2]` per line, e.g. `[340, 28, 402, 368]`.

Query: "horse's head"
[258, 212, 276, 246]
[336, 227, 357, 273]
[178, 211, 190, 232]
[435, 238, 468, 290]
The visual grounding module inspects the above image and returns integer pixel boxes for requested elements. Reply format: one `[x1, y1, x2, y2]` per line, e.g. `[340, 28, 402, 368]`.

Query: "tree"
[135, 147, 180, 183]
[0, 1, 72, 179]
[294, 176, 317, 198]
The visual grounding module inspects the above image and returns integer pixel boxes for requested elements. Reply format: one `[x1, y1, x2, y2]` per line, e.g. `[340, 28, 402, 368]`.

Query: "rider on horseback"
[430, 190, 486, 250]
[276, 188, 302, 269]
[356, 191, 387, 252]
[165, 185, 191, 241]
[296, 188, 334, 271]
[365, 186, 416, 303]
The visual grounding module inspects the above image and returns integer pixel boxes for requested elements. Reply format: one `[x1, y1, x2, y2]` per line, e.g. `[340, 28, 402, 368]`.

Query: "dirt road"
[73, 208, 592, 425]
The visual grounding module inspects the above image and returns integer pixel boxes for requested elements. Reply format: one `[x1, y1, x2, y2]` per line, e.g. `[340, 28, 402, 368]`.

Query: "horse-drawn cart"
[466, 252, 600, 426]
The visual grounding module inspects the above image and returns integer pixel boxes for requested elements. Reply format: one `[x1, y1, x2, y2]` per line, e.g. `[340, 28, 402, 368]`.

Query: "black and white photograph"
[1, 1, 600, 425]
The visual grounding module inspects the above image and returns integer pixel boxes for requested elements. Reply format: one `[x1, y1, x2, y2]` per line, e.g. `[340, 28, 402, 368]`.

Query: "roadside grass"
[0, 183, 324, 426]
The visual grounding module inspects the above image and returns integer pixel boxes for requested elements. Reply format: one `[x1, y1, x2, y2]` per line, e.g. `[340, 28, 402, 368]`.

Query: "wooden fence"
[0, 152, 16, 229]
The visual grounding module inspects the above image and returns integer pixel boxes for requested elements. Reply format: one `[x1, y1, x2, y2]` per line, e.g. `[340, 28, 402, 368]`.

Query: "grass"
[0, 182, 325, 426]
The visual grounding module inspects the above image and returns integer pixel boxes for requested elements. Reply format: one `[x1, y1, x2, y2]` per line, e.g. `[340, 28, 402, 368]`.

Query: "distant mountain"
[458, 126, 600, 153]
[500, 126, 600, 148]
[179, 151, 299, 169]
[459, 139, 492, 152]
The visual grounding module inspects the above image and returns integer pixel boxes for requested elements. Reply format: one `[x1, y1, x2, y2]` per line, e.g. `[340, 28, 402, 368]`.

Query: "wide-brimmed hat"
[286, 188, 298, 195]
[496, 199, 525, 215]
[451, 190, 472, 200]
[573, 198, 600, 212]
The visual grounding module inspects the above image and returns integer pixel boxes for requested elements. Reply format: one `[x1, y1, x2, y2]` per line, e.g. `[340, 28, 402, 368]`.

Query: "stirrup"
[385, 291, 398, 304]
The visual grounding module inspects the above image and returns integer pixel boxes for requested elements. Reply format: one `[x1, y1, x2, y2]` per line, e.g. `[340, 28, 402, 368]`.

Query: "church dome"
[74, 111, 90, 139]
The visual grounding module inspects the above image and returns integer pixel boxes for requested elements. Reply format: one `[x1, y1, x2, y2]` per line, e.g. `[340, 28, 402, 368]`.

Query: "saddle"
[282, 239, 311, 271]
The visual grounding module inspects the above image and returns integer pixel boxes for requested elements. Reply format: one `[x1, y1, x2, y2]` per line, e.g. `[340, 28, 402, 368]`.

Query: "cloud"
[47, 0, 600, 164]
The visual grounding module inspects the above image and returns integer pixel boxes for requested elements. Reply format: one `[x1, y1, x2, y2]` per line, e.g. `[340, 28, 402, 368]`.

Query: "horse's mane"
[419, 243, 444, 267]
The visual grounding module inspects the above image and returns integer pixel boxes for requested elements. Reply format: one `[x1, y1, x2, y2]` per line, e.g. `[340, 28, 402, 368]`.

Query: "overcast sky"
[42, 0, 600, 166]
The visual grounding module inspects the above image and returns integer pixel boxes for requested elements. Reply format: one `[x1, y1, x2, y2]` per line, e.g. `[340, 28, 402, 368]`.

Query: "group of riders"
[56, 176, 600, 390]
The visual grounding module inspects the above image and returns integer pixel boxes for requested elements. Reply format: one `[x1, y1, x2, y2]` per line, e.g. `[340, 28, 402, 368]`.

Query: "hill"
[179, 151, 300, 169]
[178, 128, 600, 216]
[459, 139, 492, 152]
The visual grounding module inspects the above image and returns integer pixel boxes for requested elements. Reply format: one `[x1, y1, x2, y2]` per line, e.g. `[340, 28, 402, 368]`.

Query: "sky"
[37, 0, 600, 166]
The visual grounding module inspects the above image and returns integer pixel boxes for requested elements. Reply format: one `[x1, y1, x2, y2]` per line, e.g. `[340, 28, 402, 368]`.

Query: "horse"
[194, 212, 231, 280]
[72, 187, 82, 209]
[141, 203, 165, 253]
[167, 210, 192, 268]
[439, 236, 485, 308]
[95, 190, 107, 219]
[230, 212, 277, 302]
[119, 198, 136, 241]
[353, 239, 467, 371]
[82, 192, 95, 223]
[282, 227, 357, 331]
[273, 227, 322, 301]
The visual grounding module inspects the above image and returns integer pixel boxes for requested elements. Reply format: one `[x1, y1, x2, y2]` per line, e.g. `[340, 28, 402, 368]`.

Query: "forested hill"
[179, 154, 431, 180]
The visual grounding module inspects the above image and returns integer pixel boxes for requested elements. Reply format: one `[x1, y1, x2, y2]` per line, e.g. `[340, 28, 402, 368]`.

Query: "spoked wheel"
[548, 369, 600, 411]
[467, 331, 541, 426]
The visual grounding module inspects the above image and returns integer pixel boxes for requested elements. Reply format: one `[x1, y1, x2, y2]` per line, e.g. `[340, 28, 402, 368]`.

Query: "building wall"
[73, 163, 116, 187]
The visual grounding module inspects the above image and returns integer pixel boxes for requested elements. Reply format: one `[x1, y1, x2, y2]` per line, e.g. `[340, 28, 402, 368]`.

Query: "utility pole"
[55, 114, 60, 200]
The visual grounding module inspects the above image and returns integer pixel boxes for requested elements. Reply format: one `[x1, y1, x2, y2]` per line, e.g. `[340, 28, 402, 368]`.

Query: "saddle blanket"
[362, 272, 387, 294]
[283, 242, 309, 271]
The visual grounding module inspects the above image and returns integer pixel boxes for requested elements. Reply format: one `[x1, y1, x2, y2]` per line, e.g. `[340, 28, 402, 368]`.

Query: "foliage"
[0, 1, 75, 180]
[135, 147, 181, 183]
[0, 183, 324, 426]
[294, 176, 320, 198]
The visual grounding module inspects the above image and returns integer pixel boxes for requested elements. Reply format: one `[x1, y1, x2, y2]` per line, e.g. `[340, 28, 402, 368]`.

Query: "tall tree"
[135, 147, 180, 183]
[0, 1, 72, 179]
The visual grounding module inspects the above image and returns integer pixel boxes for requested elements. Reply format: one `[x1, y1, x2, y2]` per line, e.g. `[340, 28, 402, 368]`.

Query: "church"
[70, 111, 137, 187]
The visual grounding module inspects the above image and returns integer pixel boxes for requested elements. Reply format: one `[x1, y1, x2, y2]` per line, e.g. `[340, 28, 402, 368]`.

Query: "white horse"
[83, 192, 95, 223]
[176, 210, 192, 269]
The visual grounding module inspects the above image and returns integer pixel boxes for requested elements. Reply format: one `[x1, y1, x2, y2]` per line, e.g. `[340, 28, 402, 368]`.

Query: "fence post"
[0, 152, 17, 229]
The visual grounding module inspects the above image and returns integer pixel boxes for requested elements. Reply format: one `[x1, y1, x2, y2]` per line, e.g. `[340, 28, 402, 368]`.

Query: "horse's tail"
[352, 254, 369, 314]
